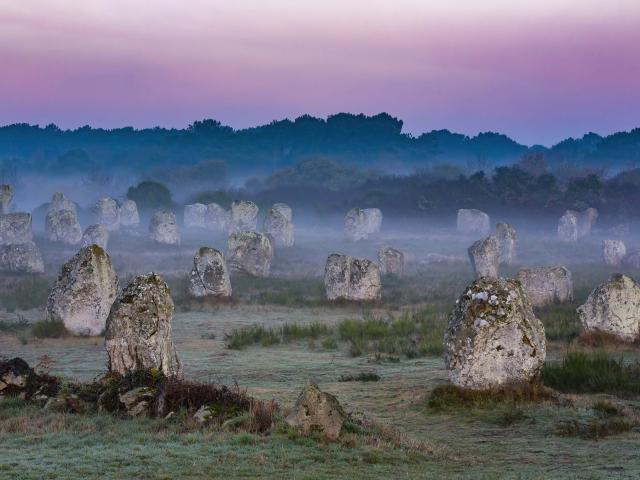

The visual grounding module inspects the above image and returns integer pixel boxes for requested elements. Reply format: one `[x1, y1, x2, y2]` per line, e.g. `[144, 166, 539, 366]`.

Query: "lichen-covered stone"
[204, 203, 229, 232]
[378, 247, 404, 276]
[264, 206, 294, 247]
[496, 223, 517, 265]
[0, 241, 44, 273]
[105, 273, 182, 377]
[227, 231, 273, 277]
[468, 236, 499, 279]
[81, 224, 109, 250]
[324, 254, 381, 301]
[48, 192, 77, 214]
[0, 213, 32, 245]
[187, 247, 232, 298]
[557, 211, 578, 243]
[444, 277, 546, 389]
[94, 198, 120, 231]
[517, 266, 574, 307]
[286, 382, 346, 441]
[119, 200, 140, 227]
[149, 210, 180, 245]
[577, 274, 640, 342]
[602, 240, 626, 267]
[457, 209, 490, 236]
[272, 203, 292, 222]
[344, 207, 382, 241]
[184, 203, 207, 228]
[45, 209, 82, 244]
[0, 185, 12, 214]
[46, 245, 118, 336]
[228, 201, 258, 233]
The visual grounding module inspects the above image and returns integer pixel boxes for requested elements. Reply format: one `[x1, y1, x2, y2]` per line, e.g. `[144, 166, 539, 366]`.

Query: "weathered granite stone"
[45, 209, 82, 245]
[184, 203, 207, 228]
[94, 198, 120, 231]
[48, 192, 77, 214]
[81, 224, 109, 250]
[377, 247, 404, 277]
[105, 273, 182, 377]
[468, 236, 499, 279]
[457, 209, 490, 235]
[187, 247, 232, 298]
[517, 266, 574, 307]
[227, 231, 273, 277]
[0, 241, 44, 273]
[204, 203, 229, 232]
[496, 223, 517, 265]
[444, 277, 546, 389]
[286, 382, 346, 441]
[558, 211, 578, 243]
[344, 208, 382, 241]
[602, 240, 626, 267]
[324, 254, 381, 301]
[264, 207, 294, 247]
[0, 213, 32, 245]
[149, 211, 180, 245]
[272, 203, 292, 222]
[119, 200, 140, 228]
[228, 201, 258, 233]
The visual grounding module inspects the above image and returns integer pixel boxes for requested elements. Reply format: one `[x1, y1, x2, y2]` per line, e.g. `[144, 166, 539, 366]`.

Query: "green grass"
[0, 275, 51, 312]
[0, 316, 30, 333]
[426, 383, 553, 411]
[555, 401, 633, 440]
[225, 322, 332, 350]
[542, 351, 640, 397]
[536, 304, 582, 343]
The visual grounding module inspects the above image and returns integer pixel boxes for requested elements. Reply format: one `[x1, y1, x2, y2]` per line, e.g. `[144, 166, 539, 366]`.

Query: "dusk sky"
[1, 0, 639, 146]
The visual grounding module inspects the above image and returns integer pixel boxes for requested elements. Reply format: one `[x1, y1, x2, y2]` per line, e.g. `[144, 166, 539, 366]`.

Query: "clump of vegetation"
[31, 319, 68, 338]
[231, 276, 326, 307]
[542, 352, 640, 397]
[225, 322, 331, 350]
[0, 316, 30, 333]
[339, 372, 381, 382]
[338, 308, 447, 358]
[0, 275, 50, 312]
[536, 304, 581, 343]
[555, 400, 633, 440]
[427, 383, 553, 411]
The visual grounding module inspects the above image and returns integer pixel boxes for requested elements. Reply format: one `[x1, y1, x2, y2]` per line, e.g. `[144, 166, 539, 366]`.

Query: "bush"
[339, 372, 381, 382]
[427, 383, 553, 411]
[225, 322, 331, 350]
[0, 276, 50, 312]
[537, 304, 581, 343]
[126, 181, 172, 211]
[31, 320, 67, 338]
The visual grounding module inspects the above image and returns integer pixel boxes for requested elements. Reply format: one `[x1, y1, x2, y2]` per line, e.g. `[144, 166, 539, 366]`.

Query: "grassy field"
[2, 229, 640, 478]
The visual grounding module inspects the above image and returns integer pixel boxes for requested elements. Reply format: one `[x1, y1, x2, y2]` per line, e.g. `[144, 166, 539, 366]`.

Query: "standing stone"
[184, 204, 207, 228]
[48, 192, 77, 214]
[378, 247, 405, 277]
[558, 211, 578, 243]
[578, 274, 640, 342]
[264, 207, 294, 247]
[496, 223, 517, 265]
[227, 231, 273, 277]
[324, 254, 381, 301]
[444, 277, 546, 389]
[272, 203, 292, 222]
[187, 247, 232, 298]
[344, 208, 383, 241]
[46, 245, 118, 336]
[45, 209, 82, 245]
[105, 273, 182, 377]
[468, 236, 499, 279]
[286, 382, 346, 441]
[603, 240, 626, 267]
[0, 213, 33, 245]
[228, 201, 258, 233]
[577, 208, 598, 239]
[81, 224, 109, 250]
[0, 242, 44, 273]
[205, 203, 229, 232]
[457, 209, 490, 236]
[119, 200, 140, 228]
[517, 266, 574, 307]
[0, 185, 12, 214]
[149, 211, 180, 245]
[94, 198, 120, 231]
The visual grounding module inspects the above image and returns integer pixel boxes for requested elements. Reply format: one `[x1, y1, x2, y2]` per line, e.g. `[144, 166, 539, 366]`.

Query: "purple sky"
[1, 1, 639, 145]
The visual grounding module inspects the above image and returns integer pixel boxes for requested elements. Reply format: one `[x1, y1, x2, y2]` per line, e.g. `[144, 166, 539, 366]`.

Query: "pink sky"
[1, 0, 639, 145]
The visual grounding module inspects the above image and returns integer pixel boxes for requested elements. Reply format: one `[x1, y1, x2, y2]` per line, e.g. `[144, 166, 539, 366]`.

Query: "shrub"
[31, 320, 67, 338]
[225, 322, 331, 350]
[536, 304, 581, 343]
[126, 181, 172, 211]
[339, 372, 381, 382]
[427, 383, 553, 411]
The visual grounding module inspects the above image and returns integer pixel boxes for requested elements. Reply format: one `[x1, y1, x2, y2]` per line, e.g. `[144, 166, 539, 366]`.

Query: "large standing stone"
[457, 209, 490, 235]
[286, 382, 346, 441]
[81, 224, 109, 250]
[184, 204, 207, 228]
[187, 247, 232, 298]
[105, 273, 182, 377]
[377, 247, 404, 277]
[94, 198, 120, 231]
[577, 208, 598, 238]
[444, 277, 546, 389]
[0, 213, 32, 245]
[272, 203, 292, 222]
[119, 200, 140, 228]
[264, 206, 294, 247]
[496, 223, 517, 265]
[0, 185, 12, 214]
[344, 207, 383, 241]
[603, 240, 626, 267]
[228, 201, 258, 233]
[557, 211, 578, 243]
[46, 245, 118, 336]
[577, 274, 640, 342]
[517, 266, 574, 307]
[48, 192, 77, 214]
[0, 242, 44, 273]
[227, 231, 273, 277]
[204, 203, 229, 232]
[149, 211, 180, 245]
[324, 254, 381, 301]
[45, 209, 82, 245]
[468, 236, 499, 279]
